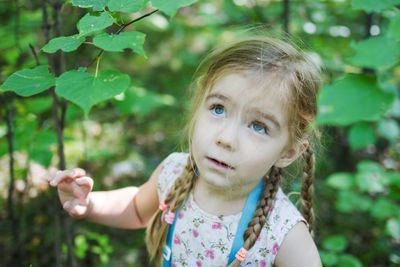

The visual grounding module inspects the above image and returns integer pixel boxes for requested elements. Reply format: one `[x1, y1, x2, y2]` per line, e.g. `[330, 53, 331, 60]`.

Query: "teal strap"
[162, 179, 264, 267]
[227, 179, 264, 264]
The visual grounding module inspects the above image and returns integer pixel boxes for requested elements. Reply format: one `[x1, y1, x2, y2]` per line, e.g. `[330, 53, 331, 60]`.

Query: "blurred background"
[0, 0, 399, 266]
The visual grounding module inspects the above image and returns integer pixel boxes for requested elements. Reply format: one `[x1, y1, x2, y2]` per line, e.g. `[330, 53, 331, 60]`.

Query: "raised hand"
[48, 168, 94, 218]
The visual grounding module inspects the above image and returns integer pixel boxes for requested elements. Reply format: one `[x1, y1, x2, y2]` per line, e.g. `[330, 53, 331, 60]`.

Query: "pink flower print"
[160, 164, 165, 171]
[260, 259, 266, 267]
[196, 260, 202, 267]
[205, 249, 215, 259]
[212, 222, 222, 229]
[172, 264, 176, 267]
[272, 242, 279, 255]
[178, 212, 184, 219]
[173, 235, 181, 245]
[173, 167, 180, 175]
[192, 229, 199, 238]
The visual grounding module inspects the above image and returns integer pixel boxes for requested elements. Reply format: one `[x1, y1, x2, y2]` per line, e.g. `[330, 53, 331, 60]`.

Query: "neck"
[193, 177, 260, 216]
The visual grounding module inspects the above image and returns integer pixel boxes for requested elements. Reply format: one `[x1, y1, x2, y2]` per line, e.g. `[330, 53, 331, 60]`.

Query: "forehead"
[207, 71, 289, 125]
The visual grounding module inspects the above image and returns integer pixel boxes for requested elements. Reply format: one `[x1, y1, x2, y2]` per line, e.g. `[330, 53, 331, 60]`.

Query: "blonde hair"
[146, 35, 322, 266]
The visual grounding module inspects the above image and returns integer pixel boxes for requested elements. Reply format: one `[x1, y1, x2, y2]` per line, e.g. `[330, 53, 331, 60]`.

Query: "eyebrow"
[205, 93, 281, 130]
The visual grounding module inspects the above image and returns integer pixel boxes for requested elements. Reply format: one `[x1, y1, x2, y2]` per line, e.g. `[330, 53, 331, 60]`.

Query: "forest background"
[0, 0, 399, 266]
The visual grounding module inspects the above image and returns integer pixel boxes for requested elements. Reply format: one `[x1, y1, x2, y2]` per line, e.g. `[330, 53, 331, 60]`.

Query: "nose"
[215, 120, 238, 151]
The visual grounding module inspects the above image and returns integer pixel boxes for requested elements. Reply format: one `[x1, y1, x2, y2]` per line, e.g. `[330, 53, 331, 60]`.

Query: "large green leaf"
[322, 235, 348, 253]
[326, 173, 355, 190]
[355, 161, 388, 193]
[0, 65, 55, 96]
[113, 86, 175, 116]
[77, 11, 114, 36]
[151, 0, 198, 17]
[42, 34, 85, 53]
[317, 74, 395, 126]
[55, 69, 130, 117]
[72, 0, 110, 11]
[389, 13, 400, 42]
[349, 36, 400, 68]
[107, 0, 147, 13]
[93, 32, 146, 56]
[348, 122, 376, 150]
[370, 198, 398, 220]
[352, 0, 400, 13]
[377, 119, 400, 143]
[337, 254, 363, 267]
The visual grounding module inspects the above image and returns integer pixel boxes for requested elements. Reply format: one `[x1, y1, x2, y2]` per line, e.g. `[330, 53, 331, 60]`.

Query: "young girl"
[48, 35, 322, 267]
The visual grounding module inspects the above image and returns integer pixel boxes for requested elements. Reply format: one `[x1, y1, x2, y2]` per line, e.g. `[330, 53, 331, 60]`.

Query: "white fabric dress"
[157, 152, 307, 267]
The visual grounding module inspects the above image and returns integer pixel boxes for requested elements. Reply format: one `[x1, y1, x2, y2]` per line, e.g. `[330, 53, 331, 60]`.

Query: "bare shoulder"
[274, 222, 322, 267]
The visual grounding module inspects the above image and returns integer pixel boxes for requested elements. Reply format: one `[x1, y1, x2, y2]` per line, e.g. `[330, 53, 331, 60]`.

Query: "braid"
[146, 157, 196, 266]
[300, 146, 315, 235]
[228, 166, 282, 267]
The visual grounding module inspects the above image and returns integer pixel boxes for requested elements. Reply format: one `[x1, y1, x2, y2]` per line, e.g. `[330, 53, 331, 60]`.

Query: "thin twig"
[86, 8, 159, 67]
[29, 44, 40, 66]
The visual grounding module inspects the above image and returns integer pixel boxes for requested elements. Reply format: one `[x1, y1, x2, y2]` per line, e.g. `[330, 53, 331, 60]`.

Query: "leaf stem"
[95, 54, 101, 78]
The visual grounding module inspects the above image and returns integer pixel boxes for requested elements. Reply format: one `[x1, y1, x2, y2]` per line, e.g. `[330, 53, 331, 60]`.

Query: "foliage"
[0, 0, 399, 266]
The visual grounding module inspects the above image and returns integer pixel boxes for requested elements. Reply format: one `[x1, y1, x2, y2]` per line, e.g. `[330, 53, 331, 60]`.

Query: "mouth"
[206, 157, 234, 170]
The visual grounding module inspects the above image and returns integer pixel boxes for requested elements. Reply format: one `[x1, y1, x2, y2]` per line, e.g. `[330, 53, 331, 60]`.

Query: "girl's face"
[191, 71, 293, 193]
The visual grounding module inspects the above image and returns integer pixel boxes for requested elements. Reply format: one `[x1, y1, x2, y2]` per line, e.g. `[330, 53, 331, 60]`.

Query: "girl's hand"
[48, 168, 93, 218]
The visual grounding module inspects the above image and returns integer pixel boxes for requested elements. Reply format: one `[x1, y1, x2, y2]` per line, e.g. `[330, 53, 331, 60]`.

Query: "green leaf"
[336, 191, 372, 212]
[151, 0, 198, 17]
[349, 36, 400, 69]
[317, 74, 395, 126]
[377, 119, 400, 143]
[352, 0, 400, 13]
[320, 251, 338, 266]
[114, 86, 175, 116]
[0, 65, 55, 96]
[93, 31, 146, 56]
[386, 218, 400, 239]
[71, 0, 109, 11]
[107, 0, 147, 13]
[322, 235, 348, 252]
[388, 13, 400, 41]
[355, 161, 387, 193]
[370, 198, 398, 220]
[55, 69, 130, 117]
[23, 96, 53, 114]
[77, 11, 114, 36]
[337, 254, 363, 267]
[326, 173, 355, 190]
[348, 122, 376, 150]
[42, 35, 85, 53]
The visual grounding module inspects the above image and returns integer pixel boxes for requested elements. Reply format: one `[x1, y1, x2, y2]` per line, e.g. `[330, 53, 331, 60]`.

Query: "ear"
[274, 139, 309, 168]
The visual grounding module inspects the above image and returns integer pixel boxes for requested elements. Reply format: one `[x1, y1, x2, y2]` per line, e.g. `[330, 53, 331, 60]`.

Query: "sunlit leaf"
[326, 173, 355, 190]
[151, 0, 198, 17]
[77, 11, 114, 36]
[386, 218, 400, 239]
[0, 65, 55, 96]
[42, 35, 85, 53]
[93, 31, 146, 57]
[56, 69, 130, 117]
[107, 0, 147, 13]
[317, 74, 395, 125]
[72, 0, 109, 11]
[349, 36, 400, 68]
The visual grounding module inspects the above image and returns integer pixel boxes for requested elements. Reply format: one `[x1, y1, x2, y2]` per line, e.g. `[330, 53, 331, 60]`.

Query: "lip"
[206, 156, 234, 170]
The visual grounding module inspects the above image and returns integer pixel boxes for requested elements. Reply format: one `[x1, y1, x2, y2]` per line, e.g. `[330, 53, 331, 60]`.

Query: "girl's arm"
[274, 222, 322, 267]
[49, 162, 162, 229]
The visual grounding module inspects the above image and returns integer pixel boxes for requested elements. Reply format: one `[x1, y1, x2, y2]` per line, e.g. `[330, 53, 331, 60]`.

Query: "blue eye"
[211, 104, 225, 117]
[250, 121, 268, 135]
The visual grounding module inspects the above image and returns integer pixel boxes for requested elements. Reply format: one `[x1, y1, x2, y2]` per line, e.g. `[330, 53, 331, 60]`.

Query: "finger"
[75, 176, 94, 191]
[50, 168, 86, 186]
[63, 200, 87, 217]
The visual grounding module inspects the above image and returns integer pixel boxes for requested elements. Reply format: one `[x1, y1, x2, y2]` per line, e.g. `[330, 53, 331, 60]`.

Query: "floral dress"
[157, 152, 308, 267]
